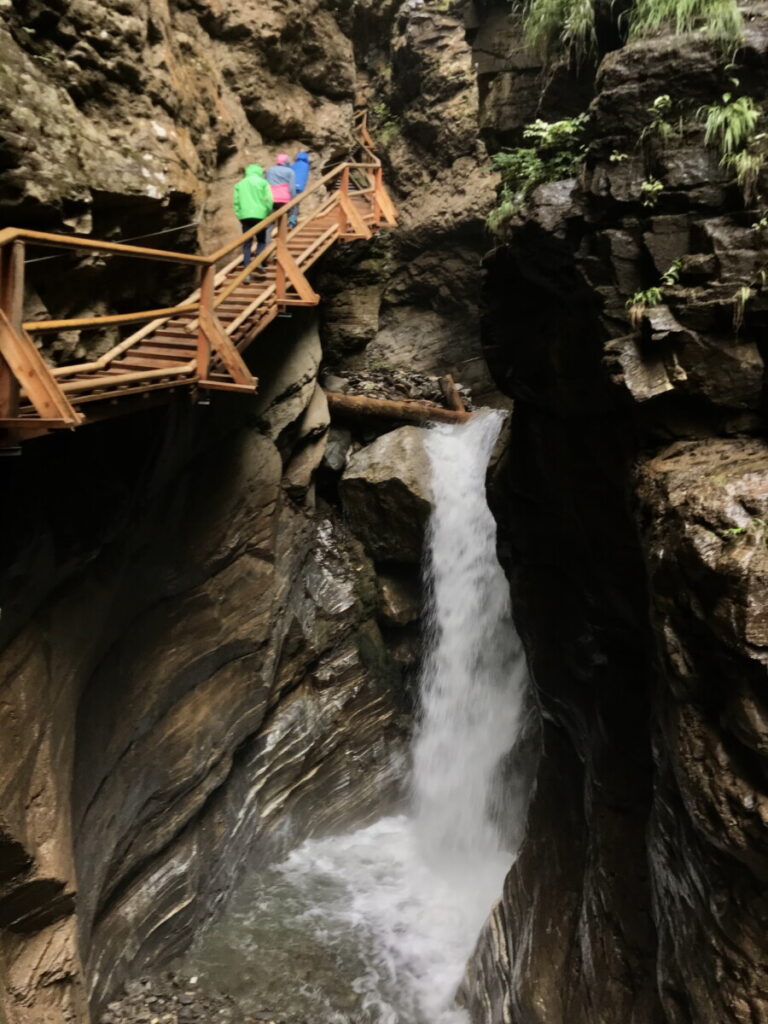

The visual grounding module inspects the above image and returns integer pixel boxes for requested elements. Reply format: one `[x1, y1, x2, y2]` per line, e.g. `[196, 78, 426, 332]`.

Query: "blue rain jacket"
[292, 152, 310, 192]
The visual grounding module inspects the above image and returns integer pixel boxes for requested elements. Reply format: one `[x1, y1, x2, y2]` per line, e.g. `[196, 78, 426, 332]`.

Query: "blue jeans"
[240, 219, 267, 267]
[289, 190, 304, 228]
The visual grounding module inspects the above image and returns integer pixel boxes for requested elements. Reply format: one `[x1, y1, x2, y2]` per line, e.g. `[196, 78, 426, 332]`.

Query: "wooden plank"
[339, 191, 372, 239]
[24, 301, 199, 334]
[196, 265, 215, 379]
[133, 344, 196, 358]
[0, 311, 82, 424]
[0, 240, 23, 417]
[275, 217, 320, 305]
[59, 364, 194, 393]
[199, 308, 256, 388]
[0, 417, 77, 428]
[198, 378, 259, 394]
[0, 227, 207, 264]
[325, 391, 472, 426]
[71, 375, 196, 405]
[115, 357, 186, 370]
[439, 374, 465, 412]
[224, 286, 277, 336]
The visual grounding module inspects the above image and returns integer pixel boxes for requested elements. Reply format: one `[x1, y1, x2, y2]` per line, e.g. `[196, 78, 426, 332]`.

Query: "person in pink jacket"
[265, 154, 296, 216]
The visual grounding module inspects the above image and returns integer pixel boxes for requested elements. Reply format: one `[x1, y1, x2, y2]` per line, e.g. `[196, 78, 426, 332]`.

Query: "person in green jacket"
[233, 164, 273, 270]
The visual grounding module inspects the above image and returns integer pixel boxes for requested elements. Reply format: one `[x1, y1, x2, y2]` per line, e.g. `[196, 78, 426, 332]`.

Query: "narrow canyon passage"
[180, 411, 529, 1024]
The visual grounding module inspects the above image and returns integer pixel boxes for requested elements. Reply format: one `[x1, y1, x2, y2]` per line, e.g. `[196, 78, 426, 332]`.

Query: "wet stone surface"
[99, 972, 279, 1024]
[322, 367, 474, 409]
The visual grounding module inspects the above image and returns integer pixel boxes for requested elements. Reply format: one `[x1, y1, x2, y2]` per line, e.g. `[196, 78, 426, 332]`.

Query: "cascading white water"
[185, 409, 529, 1024]
[414, 409, 528, 866]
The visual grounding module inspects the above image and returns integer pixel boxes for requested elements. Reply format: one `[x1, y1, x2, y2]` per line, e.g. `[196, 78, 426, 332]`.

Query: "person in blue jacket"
[289, 151, 310, 228]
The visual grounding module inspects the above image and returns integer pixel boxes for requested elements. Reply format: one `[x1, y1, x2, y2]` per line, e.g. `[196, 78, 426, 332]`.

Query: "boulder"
[340, 427, 431, 563]
[377, 569, 422, 626]
[322, 427, 353, 474]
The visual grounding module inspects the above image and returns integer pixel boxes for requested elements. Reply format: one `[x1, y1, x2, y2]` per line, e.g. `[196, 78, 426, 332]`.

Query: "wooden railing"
[0, 111, 397, 443]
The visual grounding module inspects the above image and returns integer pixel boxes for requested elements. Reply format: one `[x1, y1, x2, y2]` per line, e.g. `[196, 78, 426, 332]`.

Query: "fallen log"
[439, 373, 465, 413]
[325, 390, 473, 426]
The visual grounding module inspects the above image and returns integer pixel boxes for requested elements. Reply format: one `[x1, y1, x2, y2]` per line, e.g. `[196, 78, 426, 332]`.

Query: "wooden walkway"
[0, 114, 396, 446]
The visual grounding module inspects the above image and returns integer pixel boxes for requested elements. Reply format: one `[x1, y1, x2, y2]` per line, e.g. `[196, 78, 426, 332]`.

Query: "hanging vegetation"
[520, 0, 742, 63]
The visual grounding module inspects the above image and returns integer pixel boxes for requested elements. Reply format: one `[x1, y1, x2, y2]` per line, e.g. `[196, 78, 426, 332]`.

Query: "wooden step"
[153, 329, 195, 340]
[115, 356, 189, 370]
[133, 345, 196, 360]
[143, 337, 197, 350]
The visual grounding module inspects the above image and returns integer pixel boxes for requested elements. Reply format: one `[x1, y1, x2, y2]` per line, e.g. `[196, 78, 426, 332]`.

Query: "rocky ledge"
[463, 6, 768, 1024]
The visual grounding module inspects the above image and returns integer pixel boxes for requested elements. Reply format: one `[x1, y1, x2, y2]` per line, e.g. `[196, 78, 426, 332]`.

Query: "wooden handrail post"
[275, 211, 288, 303]
[196, 264, 215, 379]
[338, 166, 350, 234]
[373, 167, 383, 226]
[0, 240, 23, 417]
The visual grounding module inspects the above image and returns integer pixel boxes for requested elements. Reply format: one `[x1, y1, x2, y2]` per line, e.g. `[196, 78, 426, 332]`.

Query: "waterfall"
[185, 410, 529, 1024]
[414, 410, 528, 870]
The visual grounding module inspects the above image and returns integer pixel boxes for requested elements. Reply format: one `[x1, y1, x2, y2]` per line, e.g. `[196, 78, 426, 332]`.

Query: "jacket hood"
[245, 164, 265, 177]
[295, 152, 309, 162]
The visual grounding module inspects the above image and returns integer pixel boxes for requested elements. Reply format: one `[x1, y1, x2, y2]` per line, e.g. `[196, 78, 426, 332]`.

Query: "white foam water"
[187, 410, 529, 1024]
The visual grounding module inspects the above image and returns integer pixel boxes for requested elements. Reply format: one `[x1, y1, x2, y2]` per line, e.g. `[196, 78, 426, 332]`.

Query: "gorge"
[1, 0, 767, 1022]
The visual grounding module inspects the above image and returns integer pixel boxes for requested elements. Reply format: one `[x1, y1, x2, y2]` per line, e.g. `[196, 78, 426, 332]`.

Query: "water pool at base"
[189, 815, 511, 1023]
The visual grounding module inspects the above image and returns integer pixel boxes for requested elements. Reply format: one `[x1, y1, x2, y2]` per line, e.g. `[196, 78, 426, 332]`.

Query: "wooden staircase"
[0, 114, 396, 446]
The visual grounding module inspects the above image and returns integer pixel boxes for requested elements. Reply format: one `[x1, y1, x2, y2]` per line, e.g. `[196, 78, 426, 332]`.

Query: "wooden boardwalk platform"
[0, 115, 396, 446]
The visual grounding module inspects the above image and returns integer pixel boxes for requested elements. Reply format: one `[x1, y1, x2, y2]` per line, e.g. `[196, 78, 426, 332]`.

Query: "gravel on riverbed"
[99, 972, 283, 1024]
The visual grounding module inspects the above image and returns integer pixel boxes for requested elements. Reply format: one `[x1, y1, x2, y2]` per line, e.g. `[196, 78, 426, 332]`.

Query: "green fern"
[524, 0, 596, 62]
[628, 0, 741, 43]
[487, 115, 588, 232]
[701, 93, 760, 155]
[722, 148, 764, 203]
[626, 286, 663, 326]
[522, 0, 741, 62]
[700, 93, 764, 201]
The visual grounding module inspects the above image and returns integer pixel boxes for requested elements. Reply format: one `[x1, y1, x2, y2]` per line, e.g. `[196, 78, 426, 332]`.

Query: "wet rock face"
[0, 313, 410, 1024]
[639, 438, 768, 1024]
[463, 10, 768, 1024]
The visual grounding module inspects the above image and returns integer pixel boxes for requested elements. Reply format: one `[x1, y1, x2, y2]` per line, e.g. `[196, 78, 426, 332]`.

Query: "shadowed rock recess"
[1, 0, 768, 1023]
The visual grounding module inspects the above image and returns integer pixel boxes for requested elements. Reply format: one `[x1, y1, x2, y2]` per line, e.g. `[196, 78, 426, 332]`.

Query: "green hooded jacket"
[233, 164, 274, 220]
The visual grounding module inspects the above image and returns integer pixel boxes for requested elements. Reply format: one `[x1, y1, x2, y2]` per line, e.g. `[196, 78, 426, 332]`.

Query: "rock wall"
[4, 0, 767, 1022]
[461, 7, 768, 1024]
[1, 0, 358, 361]
[0, 0, 508, 1018]
[0, 310, 418, 1024]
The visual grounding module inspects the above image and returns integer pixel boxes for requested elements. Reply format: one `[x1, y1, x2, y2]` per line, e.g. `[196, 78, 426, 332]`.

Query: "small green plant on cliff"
[487, 114, 588, 231]
[640, 176, 664, 207]
[722, 144, 766, 204]
[524, 0, 597, 64]
[640, 95, 684, 172]
[732, 283, 753, 331]
[700, 92, 760, 154]
[486, 187, 526, 233]
[660, 257, 683, 286]
[371, 101, 401, 145]
[640, 95, 679, 147]
[625, 258, 683, 325]
[719, 516, 768, 542]
[627, 0, 741, 45]
[626, 285, 663, 326]
[699, 90, 764, 202]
